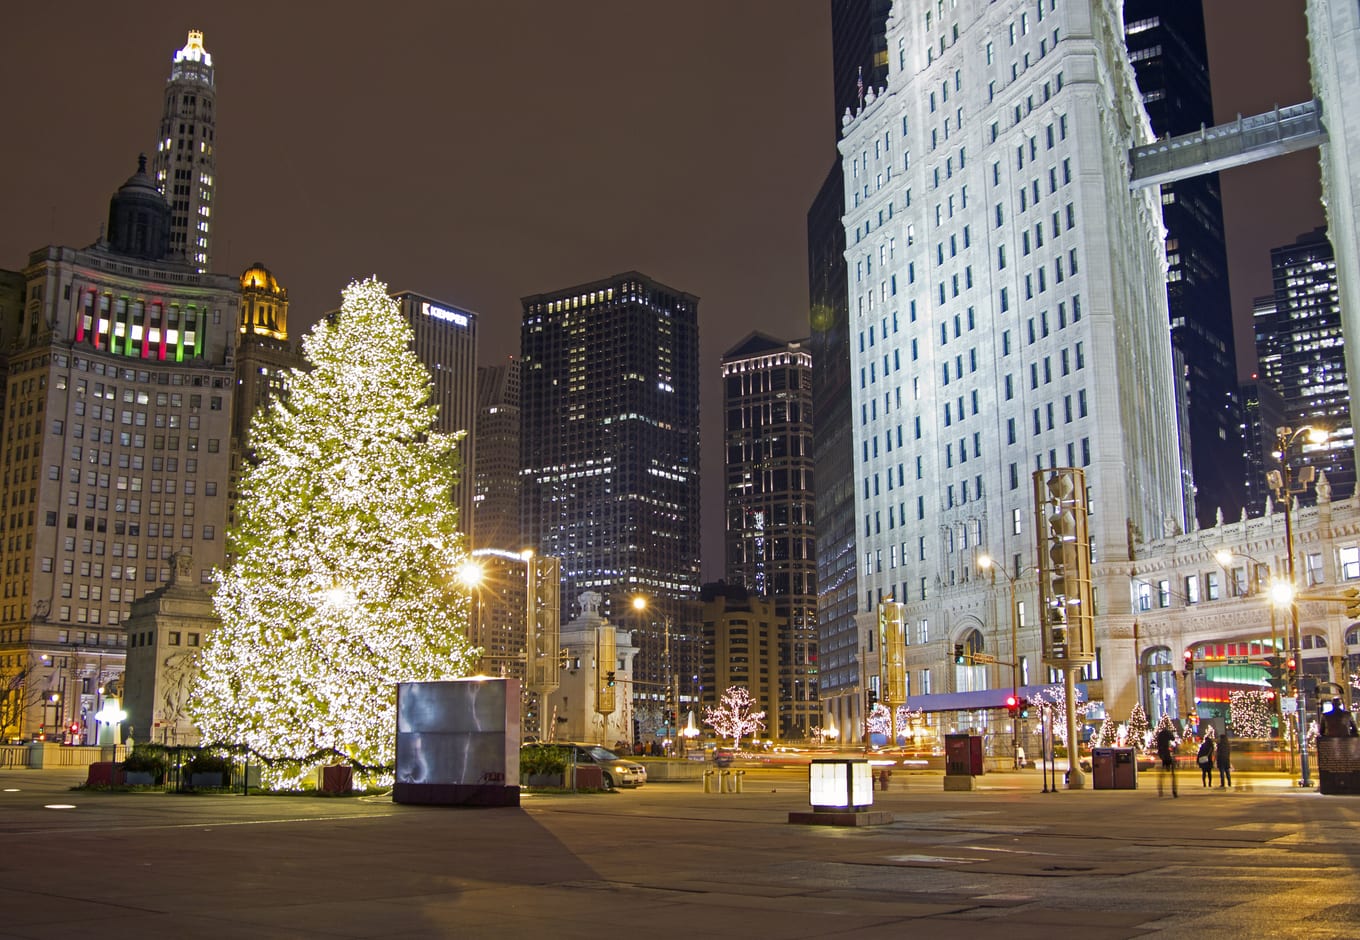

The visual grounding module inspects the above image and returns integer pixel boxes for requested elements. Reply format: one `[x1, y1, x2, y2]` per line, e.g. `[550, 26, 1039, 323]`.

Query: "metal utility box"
[1091, 747, 1138, 789]
[945, 734, 984, 776]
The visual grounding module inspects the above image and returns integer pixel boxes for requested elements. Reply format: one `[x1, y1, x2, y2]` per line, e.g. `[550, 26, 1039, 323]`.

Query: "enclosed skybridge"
[1130, 100, 1327, 190]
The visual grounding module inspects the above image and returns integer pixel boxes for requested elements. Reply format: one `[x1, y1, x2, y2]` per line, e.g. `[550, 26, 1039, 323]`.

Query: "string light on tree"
[1228, 690, 1273, 739]
[1093, 714, 1118, 749]
[1126, 702, 1150, 752]
[187, 277, 479, 788]
[703, 686, 766, 749]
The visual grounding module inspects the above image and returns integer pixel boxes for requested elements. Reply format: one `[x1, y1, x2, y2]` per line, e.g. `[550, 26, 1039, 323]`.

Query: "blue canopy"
[903, 683, 1089, 713]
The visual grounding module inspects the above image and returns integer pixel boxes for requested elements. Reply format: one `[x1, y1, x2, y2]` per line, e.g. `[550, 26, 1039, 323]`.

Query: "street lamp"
[632, 594, 678, 751]
[1266, 423, 1328, 787]
[1215, 548, 1290, 767]
[978, 553, 1027, 769]
[457, 558, 486, 664]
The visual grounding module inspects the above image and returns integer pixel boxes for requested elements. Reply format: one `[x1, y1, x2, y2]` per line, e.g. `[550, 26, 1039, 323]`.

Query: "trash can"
[1111, 747, 1138, 789]
[1091, 747, 1138, 789]
[1091, 747, 1115, 789]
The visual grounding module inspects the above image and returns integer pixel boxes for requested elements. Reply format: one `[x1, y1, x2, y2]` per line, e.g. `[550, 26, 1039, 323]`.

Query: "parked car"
[523, 742, 647, 789]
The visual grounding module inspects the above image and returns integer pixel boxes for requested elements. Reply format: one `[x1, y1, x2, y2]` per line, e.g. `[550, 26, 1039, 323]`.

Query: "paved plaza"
[1, 765, 1357, 939]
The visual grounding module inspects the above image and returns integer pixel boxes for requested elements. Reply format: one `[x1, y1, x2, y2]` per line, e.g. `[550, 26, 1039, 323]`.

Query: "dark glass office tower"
[1124, 1, 1245, 527]
[519, 272, 701, 720]
[807, 0, 890, 735]
[1239, 372, 1287, 515]
[1255, 229, 1355, 501]
[721, 333, 817, 740]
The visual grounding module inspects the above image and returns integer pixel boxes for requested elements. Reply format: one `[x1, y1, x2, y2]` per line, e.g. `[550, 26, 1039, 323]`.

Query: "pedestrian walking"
[1196, 735, 1215, 788]
[1156, 724, 1178, 797]
[1215, 732, 1232, 788]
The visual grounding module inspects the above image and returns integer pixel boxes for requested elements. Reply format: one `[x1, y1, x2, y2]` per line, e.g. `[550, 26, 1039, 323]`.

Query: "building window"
[1341, 546, 1360, 581]
[1306, 552, 1324, 587]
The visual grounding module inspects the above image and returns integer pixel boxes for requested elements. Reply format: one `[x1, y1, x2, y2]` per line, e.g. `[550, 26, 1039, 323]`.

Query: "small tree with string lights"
[1126, 702, 1151, 751]
[704, 686, 766, 749]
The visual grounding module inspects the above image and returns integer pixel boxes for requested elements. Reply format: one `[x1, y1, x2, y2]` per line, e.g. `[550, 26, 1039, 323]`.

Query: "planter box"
[523, 773, 565, 787]
[317, 764, 352, 793]
[188, 772, 225, 788]
[124, 771, 156, 786]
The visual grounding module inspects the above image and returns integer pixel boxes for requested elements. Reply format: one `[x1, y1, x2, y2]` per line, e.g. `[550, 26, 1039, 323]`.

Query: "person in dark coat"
[1196, 735, 1215, 788]
[1155, 725, 1178, 797]
[1215, 732, 1232, 788]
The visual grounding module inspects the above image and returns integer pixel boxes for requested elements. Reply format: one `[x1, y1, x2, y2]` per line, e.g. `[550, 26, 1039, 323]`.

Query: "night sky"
[0, 2, 1321, 577]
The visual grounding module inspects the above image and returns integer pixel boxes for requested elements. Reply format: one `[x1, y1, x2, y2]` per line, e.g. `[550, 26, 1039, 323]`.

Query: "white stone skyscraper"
[834, 0, 1184, 735]
[150, 30, 216, 271]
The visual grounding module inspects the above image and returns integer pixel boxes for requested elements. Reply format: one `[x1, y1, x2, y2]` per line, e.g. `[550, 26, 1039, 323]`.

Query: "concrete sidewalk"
[0, 766, 1354, 939]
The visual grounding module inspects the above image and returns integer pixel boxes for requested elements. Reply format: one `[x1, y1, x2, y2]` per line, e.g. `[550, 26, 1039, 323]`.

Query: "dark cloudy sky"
[0, 2, 1320, 576]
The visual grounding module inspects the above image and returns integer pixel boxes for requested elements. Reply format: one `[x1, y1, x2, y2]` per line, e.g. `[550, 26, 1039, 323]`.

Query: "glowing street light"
[632, 594, 678, 748]
[1267, 423, 1328, 788]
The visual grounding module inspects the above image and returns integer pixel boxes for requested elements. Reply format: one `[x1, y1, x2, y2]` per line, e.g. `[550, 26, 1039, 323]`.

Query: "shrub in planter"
[121, 747, 168, 785]
[520, 745, 568, 786]
[184, 750, 232, 788]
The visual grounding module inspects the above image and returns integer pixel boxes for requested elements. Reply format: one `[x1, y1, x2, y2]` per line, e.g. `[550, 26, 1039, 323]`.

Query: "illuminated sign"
[421, 302, 470, 328]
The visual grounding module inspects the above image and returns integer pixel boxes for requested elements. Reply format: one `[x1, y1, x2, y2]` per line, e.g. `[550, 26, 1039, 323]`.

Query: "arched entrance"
[955, 627, 987, 693]
[1141, 646, 1178, 725]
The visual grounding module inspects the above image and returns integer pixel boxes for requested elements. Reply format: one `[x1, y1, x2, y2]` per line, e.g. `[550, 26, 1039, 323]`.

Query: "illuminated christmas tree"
[188, 277, 478, 786]
[1153, 712, 1180, 750]
[1092, 714, 1118, 748]
[1228, 690, 1272, 739]
[1126, 702, 1150, 751]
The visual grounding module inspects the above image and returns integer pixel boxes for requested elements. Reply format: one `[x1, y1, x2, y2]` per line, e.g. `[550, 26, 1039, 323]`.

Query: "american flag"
[857, 66, 864, 106]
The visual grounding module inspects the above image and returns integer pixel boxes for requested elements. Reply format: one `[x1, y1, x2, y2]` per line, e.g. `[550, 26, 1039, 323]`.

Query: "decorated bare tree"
[704, 686, 766, 748]
[864, 702, 891, 738]
[0, 661, 46, 742]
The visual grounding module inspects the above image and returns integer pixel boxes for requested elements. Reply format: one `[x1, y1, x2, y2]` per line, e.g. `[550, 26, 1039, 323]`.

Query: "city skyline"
[0, 2, 1322, 575]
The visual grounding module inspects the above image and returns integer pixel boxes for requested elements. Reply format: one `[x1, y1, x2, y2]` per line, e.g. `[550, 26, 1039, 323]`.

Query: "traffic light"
[1183, 649, 1194, 675]
[1345, 585, 1360, 619]
[954, 643, 966, 664]
[605, 671, 616, 687]
[866, 688, 878, 710]
[1263, 655, 1286, 690]
[1005, 695, 1019, 717]
[1019, 701, 1030, 719]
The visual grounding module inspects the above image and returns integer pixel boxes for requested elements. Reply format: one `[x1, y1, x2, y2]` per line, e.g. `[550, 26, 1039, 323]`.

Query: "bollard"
[876, 768, 892, 791]
[733, 770, 745, 793]
[703, 769, 717, 793]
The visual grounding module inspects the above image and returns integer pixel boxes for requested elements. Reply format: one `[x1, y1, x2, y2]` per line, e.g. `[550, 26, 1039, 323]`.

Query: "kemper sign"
[421, 302, 469, 327]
